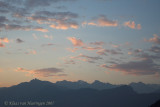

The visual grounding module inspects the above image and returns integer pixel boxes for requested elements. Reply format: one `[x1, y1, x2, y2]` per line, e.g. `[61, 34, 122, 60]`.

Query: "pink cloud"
[97, 49, 107, 55]
[66, 47, 79, 52]
[0, 37, 9, 43]
[124, 21, 141, 30]
[0, 37, 9, 47]
[67, 37, 84, 47]
[34, 28, 48, 32]
[43, 35, 53, 40]
[144, 34, 160, 44]
[82, 46, 102, 51]
[15, 67, 65, 77]
[87, 16, 118, 27]
[50, 22, 78, 30]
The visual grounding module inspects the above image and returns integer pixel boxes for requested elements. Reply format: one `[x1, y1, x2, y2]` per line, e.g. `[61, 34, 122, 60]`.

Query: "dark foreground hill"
[150, 99, 160, 107]
[0, 79, 160, 107]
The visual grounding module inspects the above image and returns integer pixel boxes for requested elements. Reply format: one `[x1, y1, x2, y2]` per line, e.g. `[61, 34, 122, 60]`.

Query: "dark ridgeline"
[0, 79, 160, 107]
[150, 100, 160, 107]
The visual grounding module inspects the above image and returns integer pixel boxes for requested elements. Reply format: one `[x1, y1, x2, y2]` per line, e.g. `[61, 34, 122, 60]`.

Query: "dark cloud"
[35, 11, 78, 19]
[90, 41, 105, 46]
[28, 11, 79, 30]
[24, 0, 75, 7]
[101, 59, 160, 76]
[16, 38, 24, 43]
[149, 46, 160, 53]
[64, 59, 76, 64]
[0, 16, 8, 23]
[71, 54, 102, 63]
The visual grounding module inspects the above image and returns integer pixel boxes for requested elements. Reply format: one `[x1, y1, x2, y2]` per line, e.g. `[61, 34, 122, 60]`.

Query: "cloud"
[144, 34, 160, 44]
[67, 37, 84, 47]
[124, 21, 141, 30]
[42, 43, 55, 47]
[15, 67, 65, 77]
[24, 0, 75, 7]
[43, 35, 53, 39]
[50, 22, 78, 30]
[87, 15, 118, 27]
[90, 41, 105, 46]
[70, 54, 102, 63]
[138, 53, 160, 60]
[100, 59, 160, 76]
[0, 37, 9, 43]
[0, 37, 9, 47]
[0, 16, 8, 23]
[82, 46, 102, 51]
[16, 38, 24, 43]
[96, 49, 107, 55]
[28, 11, 79, 30]
[149, 46, 160, 53]
[1, 24, 48, 32]
[0, 43, 5, 47]
[66, 47, 79, 52]
[64, 59, 76, 64]
[35, 11, 78, 19]
[34, 27, 48, 32]
[97, 49, 123, 55]
[128, 49, 143, 55]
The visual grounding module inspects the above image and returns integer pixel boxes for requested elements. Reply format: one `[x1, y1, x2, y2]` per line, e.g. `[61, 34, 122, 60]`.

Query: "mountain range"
[0, 79, 160, 107]
[55, 79, 160, 93]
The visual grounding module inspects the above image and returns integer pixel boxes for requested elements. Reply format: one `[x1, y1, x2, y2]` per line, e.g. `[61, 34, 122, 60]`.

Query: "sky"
[0, 0, 160, 87]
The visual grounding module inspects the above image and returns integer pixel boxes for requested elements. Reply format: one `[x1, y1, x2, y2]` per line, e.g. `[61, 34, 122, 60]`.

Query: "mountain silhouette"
[150, 99, 160, 107]
[129, 82, 160, 93]
[0, 79, 160, 107]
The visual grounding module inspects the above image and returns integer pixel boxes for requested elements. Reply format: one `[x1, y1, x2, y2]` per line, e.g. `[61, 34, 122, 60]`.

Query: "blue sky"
[0, 0, 160, 87]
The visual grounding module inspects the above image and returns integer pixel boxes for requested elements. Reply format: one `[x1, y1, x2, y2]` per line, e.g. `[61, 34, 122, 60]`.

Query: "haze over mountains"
[0, 79, 160, 107]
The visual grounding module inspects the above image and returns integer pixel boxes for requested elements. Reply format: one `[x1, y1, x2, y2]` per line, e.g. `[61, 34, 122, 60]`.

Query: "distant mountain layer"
[55, 80, 160, 93]
[0, 79, 160, 107]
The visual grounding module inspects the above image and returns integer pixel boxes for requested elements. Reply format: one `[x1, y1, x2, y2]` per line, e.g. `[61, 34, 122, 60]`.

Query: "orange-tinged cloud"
[87, 16, 118, 27]
[15, 67, 65, 77]
[50, 22, 78, 30]
[67, 37, 84, 47]
[34, 28, 48, 32]
[43, 35, 53, 40]
[82, 46, 102, 51]
[0, 43, 5, 47]
[0, 37, 9, 43]
[0, 37, 9, 47]
[66, 47, 79, 52]
[124, 21, 141, 30]
[145, 34, 160, 44]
